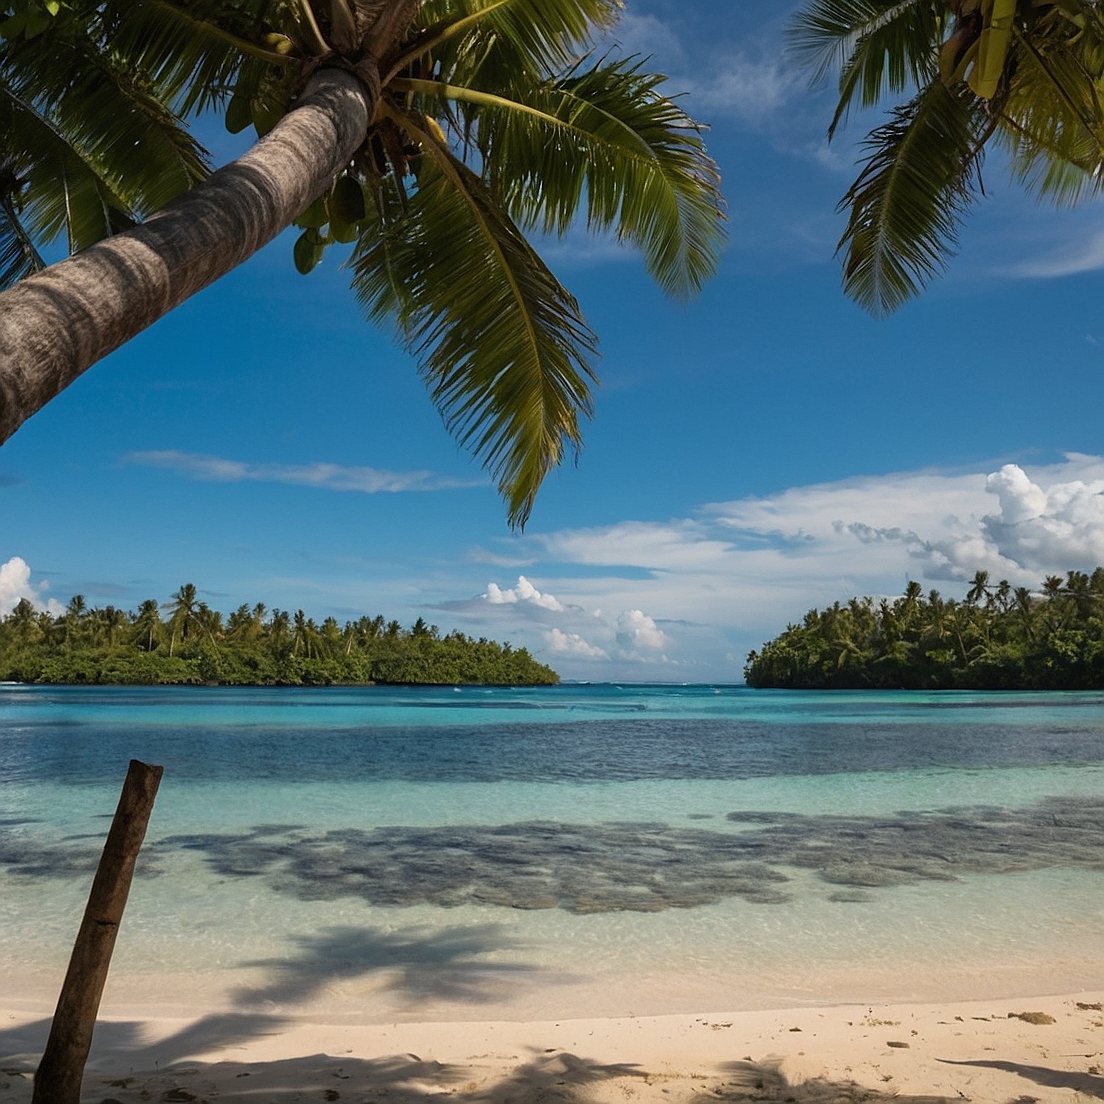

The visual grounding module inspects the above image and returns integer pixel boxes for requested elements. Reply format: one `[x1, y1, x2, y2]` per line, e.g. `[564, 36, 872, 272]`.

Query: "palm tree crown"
[791, 0, 1104, 315]
[0, 0, 726, 525]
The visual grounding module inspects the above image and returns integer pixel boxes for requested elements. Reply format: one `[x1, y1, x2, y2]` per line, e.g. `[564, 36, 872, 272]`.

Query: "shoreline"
[3, 991, 1103, 1103]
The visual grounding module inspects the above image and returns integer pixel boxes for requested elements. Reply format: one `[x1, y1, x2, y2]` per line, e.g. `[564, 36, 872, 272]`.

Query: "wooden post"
[33, 759, 164, 1104]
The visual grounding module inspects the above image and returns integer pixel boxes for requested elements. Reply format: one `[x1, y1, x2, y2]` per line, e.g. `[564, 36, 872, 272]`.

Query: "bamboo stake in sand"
[33, 759, 163, 1104]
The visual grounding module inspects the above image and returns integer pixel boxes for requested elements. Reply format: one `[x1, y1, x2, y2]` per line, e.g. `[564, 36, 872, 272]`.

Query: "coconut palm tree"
[791, 0, 1104, 315]
[62, 593, 87, 647]
[164, 582, 200, 655]
[0, 0, 725, 525]
[132, 598, 163, 652]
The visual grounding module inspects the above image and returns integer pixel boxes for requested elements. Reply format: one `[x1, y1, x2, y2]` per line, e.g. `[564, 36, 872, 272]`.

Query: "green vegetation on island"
[0, 584, 557, 686]
[745, 570, 1104, 690]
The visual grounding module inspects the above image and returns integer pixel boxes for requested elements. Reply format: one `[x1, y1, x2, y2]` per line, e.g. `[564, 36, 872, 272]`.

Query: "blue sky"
[5, 0, 1104, 680]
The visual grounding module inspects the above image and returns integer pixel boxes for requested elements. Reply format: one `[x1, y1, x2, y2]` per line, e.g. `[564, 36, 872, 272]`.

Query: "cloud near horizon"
[444, 454, 1104, 679]
[126, 451, 480, 494]
[483, 575, 565, 611]
[0, 557, 63, 618]
[449, 576, 672, 668]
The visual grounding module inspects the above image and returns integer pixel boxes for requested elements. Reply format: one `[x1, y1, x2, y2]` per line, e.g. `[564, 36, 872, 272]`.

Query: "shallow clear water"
[2, 684, 1103, 1021]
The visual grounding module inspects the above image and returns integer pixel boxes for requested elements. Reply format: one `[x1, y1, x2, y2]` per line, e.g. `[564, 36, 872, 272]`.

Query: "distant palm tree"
[195, 601, 224, 643]
[966, 570, 990, 606]
[164, 583, 200, 656]
[268, 608, 291, 654]
[98, 605, 128, 646]
[225, 603, 254, 642]
[9, 596, 38, 645]
[133, 599, 162, 652]
[791, 0, 1104, 314]
[292, 609, 312, 658]
[0, 0, 726, 526]
[63, 594, 87, 648]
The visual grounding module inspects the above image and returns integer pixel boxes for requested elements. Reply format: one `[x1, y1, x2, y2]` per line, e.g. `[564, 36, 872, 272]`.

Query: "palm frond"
[414, 0, 621, 67]
[3, 24, 210, 209]
[997, 24, 1104, 204]
[838, 78, 986, 315]
[392, 57, 725, 298]
[404, 0, 622, 94]
[351, 107, 598, 528]
[788, 0, 941, 136]
[0, 182, 45, 289]
[101, 0, 293, 116]
[1, 84, 137, 251]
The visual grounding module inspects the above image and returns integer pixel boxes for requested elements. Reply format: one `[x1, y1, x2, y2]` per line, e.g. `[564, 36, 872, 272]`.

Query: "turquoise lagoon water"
[1, 683, 1103, 1021]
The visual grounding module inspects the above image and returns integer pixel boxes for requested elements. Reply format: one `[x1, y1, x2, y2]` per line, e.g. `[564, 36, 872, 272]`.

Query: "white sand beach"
[2, 991, 1103, 1103]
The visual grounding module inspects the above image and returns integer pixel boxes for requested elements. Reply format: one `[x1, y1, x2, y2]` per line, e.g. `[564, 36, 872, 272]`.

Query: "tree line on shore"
[0, 584, 558, 686]
[745, 569, 1104, 690]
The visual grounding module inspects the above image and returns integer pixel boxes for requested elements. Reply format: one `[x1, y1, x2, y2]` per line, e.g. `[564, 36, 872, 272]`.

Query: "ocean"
[2, 683, 1103, 1021]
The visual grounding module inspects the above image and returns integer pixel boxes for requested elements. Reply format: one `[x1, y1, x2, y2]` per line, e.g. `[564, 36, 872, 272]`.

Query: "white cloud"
[446, 454, 1104, 679]
[605, 13, 798, 128]
[980, 459, 1104, 571]
[470, 575, 673, 670]
[483, 575, 565, 611]
[546, 628, 608, 659]
[0, 557, 63, 617]
[126, 451, 479, 493]
[986, 463, 1049, 523]
[616, 609, 669, 652]
[608, 12, 686, 64]
[689, 56, 796, 123]
[1013, 228, 1104, 279]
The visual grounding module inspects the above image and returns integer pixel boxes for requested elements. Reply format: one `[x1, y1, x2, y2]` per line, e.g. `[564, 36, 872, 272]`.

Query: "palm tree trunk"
[0, 67, 374, 444]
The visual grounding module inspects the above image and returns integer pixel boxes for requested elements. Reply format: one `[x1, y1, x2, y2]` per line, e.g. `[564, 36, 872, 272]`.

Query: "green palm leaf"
[3, 24, 209, 211]
[998, 25, 1104, 205]
[789, 0, 940, 135]
[1, 84, 137, 252]
[102, 0, 293, 116]
[837, 78, 986, 315]
[352, 109, 597, 528]
[1, 12, 209, 260]
[392, 58, 725, 298]
[0, 177, 44, 287]
[407, 0, 622, 86]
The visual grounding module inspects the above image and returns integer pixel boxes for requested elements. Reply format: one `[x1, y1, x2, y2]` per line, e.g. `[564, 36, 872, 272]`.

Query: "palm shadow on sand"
[230, 921, 544, 1008]
[693, 1060, 952, 1103]
[0, 1053, 970, 1103]
[0, 922, 547, 1075]
[941, 1058, 1104, 1100]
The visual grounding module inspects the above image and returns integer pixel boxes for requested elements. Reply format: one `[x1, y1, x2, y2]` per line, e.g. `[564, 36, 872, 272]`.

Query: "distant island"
[0, 584, 558, 686]
[745, 569, 1104, 690]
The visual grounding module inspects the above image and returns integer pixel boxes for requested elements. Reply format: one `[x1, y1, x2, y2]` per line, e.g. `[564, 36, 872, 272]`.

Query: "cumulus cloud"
[444, 454, 1104, 679]
[126, 451, 479, 493]
[616, 609, 669, 653]
[980, 460, 1104, 571]
[546, 628, 608, 659]
[483, 576, 564, 611]
[470, 575, 672, 669]
[0, 557, 62, 617]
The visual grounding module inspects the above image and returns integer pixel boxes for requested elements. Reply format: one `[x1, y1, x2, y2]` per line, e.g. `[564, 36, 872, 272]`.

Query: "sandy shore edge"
[2, 991, 1103, 1103]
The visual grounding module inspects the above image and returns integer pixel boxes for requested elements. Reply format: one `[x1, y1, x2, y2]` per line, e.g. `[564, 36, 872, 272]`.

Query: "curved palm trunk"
[0, 68, 374, 444]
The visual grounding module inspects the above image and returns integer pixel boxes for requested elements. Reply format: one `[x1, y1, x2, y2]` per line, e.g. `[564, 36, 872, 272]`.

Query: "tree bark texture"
[0, 67, 374, 445]
[32, 759, 164, 1104]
